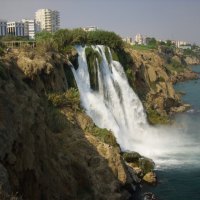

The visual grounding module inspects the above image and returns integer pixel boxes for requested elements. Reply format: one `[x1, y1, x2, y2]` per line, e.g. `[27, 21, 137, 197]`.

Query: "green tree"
[146, 37, 157, 46]
[35, 31, 57, 53]
[53, 29, 72, 51]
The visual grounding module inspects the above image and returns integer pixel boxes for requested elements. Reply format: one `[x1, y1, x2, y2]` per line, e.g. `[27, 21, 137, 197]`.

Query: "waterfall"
[71, 45, 200, 167]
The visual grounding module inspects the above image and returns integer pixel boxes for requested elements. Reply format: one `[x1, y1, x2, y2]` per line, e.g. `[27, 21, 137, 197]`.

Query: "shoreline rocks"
[143, 172, 157, 185]
[171, 70, 199, 84]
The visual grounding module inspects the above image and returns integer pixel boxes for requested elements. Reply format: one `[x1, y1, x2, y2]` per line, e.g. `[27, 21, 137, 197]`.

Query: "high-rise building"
[0, 20, 7, 36]
[35, 9, 60, 33]
[7, 22, 24, 36]
[22, 19, 35, 39]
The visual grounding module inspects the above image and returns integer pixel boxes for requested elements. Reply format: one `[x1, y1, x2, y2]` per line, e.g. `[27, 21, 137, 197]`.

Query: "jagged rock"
[185, 56, 200, 65]
[139, 157, 155, 174]
[143, 192, 158, 200]
[171, 104, 191, 113]
[147, 66, 157, 82]
[143, 172, 157, 184]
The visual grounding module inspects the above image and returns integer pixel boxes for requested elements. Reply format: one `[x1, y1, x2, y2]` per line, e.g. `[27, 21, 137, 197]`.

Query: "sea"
[142, 65, 200, 200]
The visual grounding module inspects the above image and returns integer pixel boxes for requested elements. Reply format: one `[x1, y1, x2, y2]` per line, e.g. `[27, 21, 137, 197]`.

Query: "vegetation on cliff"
[35, 29, 124, 54]
[85, 47, 102, 91]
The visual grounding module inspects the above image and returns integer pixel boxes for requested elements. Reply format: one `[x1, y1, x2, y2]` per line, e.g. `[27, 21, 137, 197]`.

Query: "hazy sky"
[0, 0, 200, 44]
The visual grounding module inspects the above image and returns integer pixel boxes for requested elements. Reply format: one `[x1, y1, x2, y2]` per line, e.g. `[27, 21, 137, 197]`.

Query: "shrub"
[122, 152, 141, 163]
[65, 88, 80, 109]
[53, 29, 124, 51]
[139, 157, 155, 174]
[91, 127, 119, 147]
[48, 88, 80, 109]
[87, 30, 124, 49]
[53, 29, 73, 52]
[70, 28, 88, 45]
[35, 31, 58, 54]
[0, 35, 29, 41]
[122, 152, 155, 174]
[86, 124, 119, 147]
[48, 93, 68, 108]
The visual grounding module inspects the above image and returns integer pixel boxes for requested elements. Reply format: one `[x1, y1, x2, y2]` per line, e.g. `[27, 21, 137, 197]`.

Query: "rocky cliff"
[122, 47, 198, 124]
[0, 49, 153, 200]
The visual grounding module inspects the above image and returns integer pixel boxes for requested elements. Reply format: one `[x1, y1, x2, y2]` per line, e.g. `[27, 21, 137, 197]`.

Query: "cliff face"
[0, 49, 141, 200]
[124, 48, 198, 124]
[125, 49, 177, 123]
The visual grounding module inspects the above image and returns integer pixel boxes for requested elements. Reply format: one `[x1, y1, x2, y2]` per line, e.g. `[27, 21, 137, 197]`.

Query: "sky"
[0, 0, 200, 44]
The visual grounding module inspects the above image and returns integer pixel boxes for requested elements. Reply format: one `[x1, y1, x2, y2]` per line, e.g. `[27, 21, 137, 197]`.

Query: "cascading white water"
[71, 45, 200, 168]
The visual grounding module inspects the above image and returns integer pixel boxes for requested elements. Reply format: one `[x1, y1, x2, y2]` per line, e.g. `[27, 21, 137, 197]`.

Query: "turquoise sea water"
[142, 65, 200, 200]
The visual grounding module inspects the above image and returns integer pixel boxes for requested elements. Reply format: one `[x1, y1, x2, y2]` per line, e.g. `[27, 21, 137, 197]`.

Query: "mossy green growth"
[48, 88, 80, 109]
[166, 58, 185, 74]
[139, 157, 155, 174]
[157, 76, 165, 82]
[125, 68, 135, 85]
[85, 47, 102, 91]
[87, 125, 119, 147]
[146, 108, 169, 125]
[48, 93, 68, 108]
[64, 65, 77, 88]
[122, 152, 141, 164]
[122, 151, 155, 174]
[65, 88, 80, 109]
[111, 48, 134, 86]
[104, 46, 111, 64]
[132, 44, 156, 51]
[111, 49, 119, 61]
[93, 127, 119, 147]
[63, 45, 79, 69]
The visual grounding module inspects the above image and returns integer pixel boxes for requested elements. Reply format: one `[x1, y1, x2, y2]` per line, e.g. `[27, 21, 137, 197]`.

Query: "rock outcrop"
[185, 56, 200, 65]
[143, 172, 157, 184]
[125, 49, 178, 123]
[124, 47, 198, 124]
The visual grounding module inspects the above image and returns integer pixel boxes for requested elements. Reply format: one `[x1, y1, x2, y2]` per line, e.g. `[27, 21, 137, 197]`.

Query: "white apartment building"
[22, 19, 35, 39]
[175, 41, 187, 48]
[135, 33, 145, 45]
[82, 26, 98, 32]
[0, 20, 7, 36]
[35, 9, 60, 33]
[123, 37, 133, 45]
[7, 22, 24, 36]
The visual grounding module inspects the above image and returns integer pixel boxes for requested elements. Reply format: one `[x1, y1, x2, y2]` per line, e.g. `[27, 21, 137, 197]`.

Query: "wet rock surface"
[142, 192, 159, 200]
